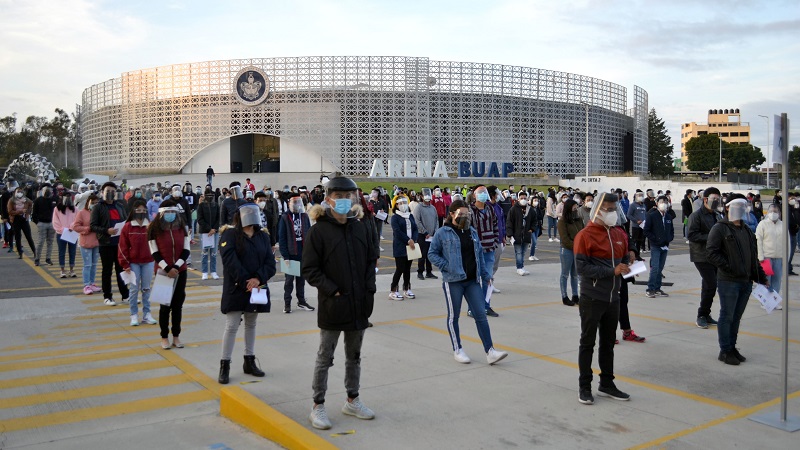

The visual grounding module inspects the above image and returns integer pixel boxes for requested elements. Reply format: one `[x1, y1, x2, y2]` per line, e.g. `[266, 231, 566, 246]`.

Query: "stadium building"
[80, 56, 649, 177]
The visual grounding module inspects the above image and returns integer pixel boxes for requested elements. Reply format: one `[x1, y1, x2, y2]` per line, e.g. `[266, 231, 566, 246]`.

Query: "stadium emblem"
[234, 66, 269, 106]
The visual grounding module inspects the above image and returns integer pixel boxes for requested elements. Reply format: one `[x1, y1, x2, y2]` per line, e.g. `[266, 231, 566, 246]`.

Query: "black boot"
[243, 355, 265, 377]
[218, 359, 230, 384]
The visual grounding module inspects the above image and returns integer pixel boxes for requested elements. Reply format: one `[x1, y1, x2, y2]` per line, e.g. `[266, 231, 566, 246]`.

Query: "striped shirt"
[469, 203, 499, 251]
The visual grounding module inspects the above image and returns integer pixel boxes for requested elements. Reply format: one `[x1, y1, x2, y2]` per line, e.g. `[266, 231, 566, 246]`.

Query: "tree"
[685, 134, 766, 172]
[647, 108, 674, 176]
[789, 145, 800, 175]
[726, 143, 765, 171]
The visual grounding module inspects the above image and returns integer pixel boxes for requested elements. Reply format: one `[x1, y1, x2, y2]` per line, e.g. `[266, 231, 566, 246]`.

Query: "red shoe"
[614, 339, 619, 345]
[2, 242, 7, 248]
[622, 330, 646, 342]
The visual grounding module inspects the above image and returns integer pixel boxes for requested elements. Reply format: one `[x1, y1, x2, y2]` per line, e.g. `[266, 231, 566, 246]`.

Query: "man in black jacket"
[196, 191, 220, 280]
[220, 183, 246, 225]
[90, 182, 130, 306]
[787, 193, 800, 275]
[303, 176, 378, 431]
[681, 189, 694, 240]
[506, 191, 536, 275]
[642, 196, 674, 298]
[687, 187, 723, 329]
[706, 195, 768, 365]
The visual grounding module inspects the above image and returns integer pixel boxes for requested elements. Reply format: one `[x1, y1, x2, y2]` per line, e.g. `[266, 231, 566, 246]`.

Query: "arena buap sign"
[369, 159, 514, 178]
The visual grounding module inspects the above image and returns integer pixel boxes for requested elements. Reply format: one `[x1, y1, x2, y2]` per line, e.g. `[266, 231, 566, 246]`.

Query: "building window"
[740, 132, 749, 137]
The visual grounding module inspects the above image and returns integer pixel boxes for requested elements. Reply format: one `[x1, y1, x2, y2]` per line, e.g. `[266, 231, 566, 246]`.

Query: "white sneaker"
[379, 247, 384, 252]
[548, 238, 554, 242]
[211, 272, 219, 280]
[404, 290, 415, 299]
[342, 397, 375, 420]
[686, 240, 690, 244]
[530, 256, 539, 261]
[487, 347, 508, 365]
[454, 348, 471, 364]
[309, 404, 332, 430]
[554, 237, 560, 242]
[142, 312, 157, 325]
[201, 273, 208, 280]
[388, 291, 404, 301]
[104, 298, 116, 306]
[130, 314, 139, 326]
[492, 286, 501, 294]
[516, 268, 530, 276]
[775, 304, 783, 310]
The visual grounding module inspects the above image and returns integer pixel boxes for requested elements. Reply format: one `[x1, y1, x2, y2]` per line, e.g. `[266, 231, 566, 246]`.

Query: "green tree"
[789, 145, 800, 175]
[726, 143, 765, 171]
[647, 108, 674, 176]
[685, 134, 722, 171]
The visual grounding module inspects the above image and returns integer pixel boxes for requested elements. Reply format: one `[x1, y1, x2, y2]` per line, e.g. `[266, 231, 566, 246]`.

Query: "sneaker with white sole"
[309, 404, 332, 430]
[211, 272, 219, 279]
[201, 273, 208, 280]
[297, 301, 315, 311]
[90, 284, 102, 292]
[548, 238, 554, 242]
[130, 314, 139, 326]
[529, 255, 539, 261]
[454, 348, 471, 364]
[83, 285, 93, 295]
[404, 290, 415, 299]
[516, 268, 529, 276]
[554, 237, 560, 242]
[487, 347, 508, 365]
[597, 385, 630, 401]
[104, 298, 116, 306]
[142, 313, 157, 325]
[388, 292, 404, 301]
[492, 286, 501, 294]
[342, 397, 375, 420]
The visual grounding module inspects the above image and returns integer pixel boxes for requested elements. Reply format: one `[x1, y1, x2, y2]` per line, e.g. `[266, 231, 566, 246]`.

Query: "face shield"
[325, 190, 360, 218]
[230, 185, 243, 200]
[238, 204, 262, 227]
[727, 199, 747, 221]
[589, 192, 619, 227]
[289, 196, 305, 213]
[171, 186, 183, 198]
[157, 206, 182, 224]
[422, 188, 432, 202]
[245, 190, 254, 200]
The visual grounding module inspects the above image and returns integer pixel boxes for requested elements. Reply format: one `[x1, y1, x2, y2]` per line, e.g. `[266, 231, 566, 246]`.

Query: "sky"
[1, 0, 798, 164]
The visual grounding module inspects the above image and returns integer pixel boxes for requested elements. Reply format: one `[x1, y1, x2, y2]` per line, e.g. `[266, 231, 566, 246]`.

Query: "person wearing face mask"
[388, 198, 418, 300]
[706, 195, 769, 365]
[253, 192, 276, 247]
[302, 176, 378, 430]
[196, 191, 220, 280]
[687, 187, 724, 328]
[0, 183, 13, 250]
[118, 200, 157, 327]
[90, 182, 130, 306]
[558, 199, 584, 306]
[220, 182, 246, 226]
[619, 191, 630, 216]
[72, 194, 102, 294]
[545, 191, 559, 242]
[127, 188, 144, 213]
[7, 187, 35, 259]
[786, 193, 800, 276]
[261, 187, 280, 239]
[428, 200, 509, 366]
[506, 191, 536, 276]
[148, 200, 191, 349]
[469, 185, 500, 316]
[751, 194, 763, 222]
[412, 189, 439, 281]
[681, 189, 694, 242]
[168, 184, 192, 226]
[555, 193, 569, 221]
[626, 190, 647, 258]
[528, 193, 544, 261]
[755, 204, 785, 304]
[147, 191, 163, 220]
[577, 193, 594, 225]
[31, 185, 57, 266]
[573, 193, 635, 405]
[487, 186, 507, 282]
[53, 191, 78, 278]
[278, 194, 315, 313]
[368, 189, 389, 240]
[642, 196, 674, 298]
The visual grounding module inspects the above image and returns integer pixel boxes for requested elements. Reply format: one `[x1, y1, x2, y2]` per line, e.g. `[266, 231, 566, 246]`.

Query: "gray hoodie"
[412, 202, 439, 239]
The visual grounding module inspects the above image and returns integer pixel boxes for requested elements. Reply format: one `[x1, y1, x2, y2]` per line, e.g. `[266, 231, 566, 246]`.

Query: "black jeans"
[12, 219, 35, 255]
[578, 295, 619, 390]
[99, 245, 129, 301]
[619, 281, 631, 330]
[160, 270, 188, 338]
[284, 274, 306, 305]
[391, 256, 412, 291]
[631, 227, 645, 258]
[693, 262, 717, 318]
[417, 239, 433, 275]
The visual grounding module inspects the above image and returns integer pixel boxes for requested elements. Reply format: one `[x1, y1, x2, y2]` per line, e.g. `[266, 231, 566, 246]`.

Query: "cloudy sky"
[1, 0, 798, 162]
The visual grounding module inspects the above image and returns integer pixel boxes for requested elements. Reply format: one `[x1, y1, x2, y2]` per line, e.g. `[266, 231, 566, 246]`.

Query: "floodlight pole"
[758, 114, 770, 188]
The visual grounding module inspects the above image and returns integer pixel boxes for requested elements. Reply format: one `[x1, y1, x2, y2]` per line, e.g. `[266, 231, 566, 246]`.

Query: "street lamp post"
[719, 135, 723, 183]
[758, 114, 770, 188]
[579, 101, 589, 176]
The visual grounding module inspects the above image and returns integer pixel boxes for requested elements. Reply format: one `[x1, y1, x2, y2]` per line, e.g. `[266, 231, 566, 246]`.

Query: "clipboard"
[406, 244, 422, 260]
[280, 258, 301, 277]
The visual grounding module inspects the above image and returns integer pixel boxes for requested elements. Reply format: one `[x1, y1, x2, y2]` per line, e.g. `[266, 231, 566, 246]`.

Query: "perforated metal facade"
[81, 56, 648, 176]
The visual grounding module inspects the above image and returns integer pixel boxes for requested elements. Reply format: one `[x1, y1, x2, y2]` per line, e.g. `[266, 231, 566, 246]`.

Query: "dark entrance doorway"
[229, 134, 280, 173]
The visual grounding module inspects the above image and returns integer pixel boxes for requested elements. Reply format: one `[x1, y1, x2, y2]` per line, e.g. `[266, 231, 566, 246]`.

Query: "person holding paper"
[573, 193, 635, 405]
[196, 191, 220, 281]
[148, 201, 191, 349]
[755, 204, 785, 301]
[217, 203, 276, 384]
[90, 182, 129, 306]
[52, 191, 77, 278]
[278, 194, 315, 313]
[506, 190, 536, 275]
[389, 197, 418, 300]
[72, 194, 101, 295]
[427, 199, 509, 367]
[642, 196, 674, 298]
[706, 195, 769, 366]
[469, 185, 501, 316]
[118, 200, 157, 327]
[412, 189, 439, 281]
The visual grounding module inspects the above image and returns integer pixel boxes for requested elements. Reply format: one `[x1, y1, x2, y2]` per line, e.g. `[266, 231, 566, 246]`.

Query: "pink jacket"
[72, 209, 99, 249]
[52, 208, 77, 235]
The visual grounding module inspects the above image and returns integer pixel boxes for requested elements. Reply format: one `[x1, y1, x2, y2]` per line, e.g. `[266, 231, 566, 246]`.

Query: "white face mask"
[600, 210, 618, 227]
[15, 192, 24, 198]
[257, 201, 266, 209]
[658, 203, 668, 212]
[398, 203, 409, 213]
[768, 212, 780, 222]
[518, 199, 528, 206]
[585, 201, 594, 209]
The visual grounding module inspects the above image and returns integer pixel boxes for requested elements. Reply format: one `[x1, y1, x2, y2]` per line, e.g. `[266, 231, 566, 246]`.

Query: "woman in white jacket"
[755, 204, 785, 300]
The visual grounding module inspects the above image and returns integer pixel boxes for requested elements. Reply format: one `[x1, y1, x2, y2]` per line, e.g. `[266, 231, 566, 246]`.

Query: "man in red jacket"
[573, 193, 635, 405]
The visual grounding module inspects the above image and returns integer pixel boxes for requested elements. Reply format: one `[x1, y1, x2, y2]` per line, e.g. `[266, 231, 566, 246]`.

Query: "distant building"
[679, 109, 750, 171]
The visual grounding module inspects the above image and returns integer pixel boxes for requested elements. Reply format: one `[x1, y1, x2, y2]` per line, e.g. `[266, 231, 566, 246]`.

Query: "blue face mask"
[476, 192, 490, 203]
[163, 212, 177, 223]
[333, 198, 352, 215]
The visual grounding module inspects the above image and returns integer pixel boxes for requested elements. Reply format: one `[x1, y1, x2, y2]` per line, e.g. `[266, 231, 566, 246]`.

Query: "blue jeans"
[765, 257, 783, 294]
[56, 234, 76, 268]
[529, 226, 540, 256]
[547, 216, 558, 238]
[789, 232, 798, 269]
[443, 279, 494, 353]
[128, 261, 154, 316]
[80, 246, 99, 286]
[560, 247, 578, 298]
[647, 246, 668, 291]
[513, 243, 529, 269]
[717, 279, 752, 352]
[480, 249, 495, 306]
[201, 234, 218, 273]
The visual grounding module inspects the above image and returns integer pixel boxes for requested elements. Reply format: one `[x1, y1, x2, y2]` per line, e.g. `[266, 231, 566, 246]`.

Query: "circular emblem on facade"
[234, 66, 270, 106]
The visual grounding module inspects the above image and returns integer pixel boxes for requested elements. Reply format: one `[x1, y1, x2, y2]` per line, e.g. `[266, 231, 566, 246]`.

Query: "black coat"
[706, 220, 768, 284]
[687, 206, 722, 263]
[302, 206, 378, 331]
[506, 203, 536, 244]
[219, 227, 276, 314]
[196, 201, 220, 233]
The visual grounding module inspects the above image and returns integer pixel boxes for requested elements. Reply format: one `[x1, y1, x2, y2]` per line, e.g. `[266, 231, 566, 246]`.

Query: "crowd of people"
[0, 175, 792, 423]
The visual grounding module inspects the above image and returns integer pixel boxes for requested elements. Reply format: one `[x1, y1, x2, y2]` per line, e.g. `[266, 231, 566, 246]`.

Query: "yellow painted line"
[1, 374, 190, 409]
[0, 360, 172, 389]
[0, 389, 215, 433]
[221, 386, 337, 450]
[50, 312, 214, 329]
[627, 389, 800, 450]
[0, 348, 151, 372]
[630, 313, 800, 345]
[158, 349, 222, 396]
[55, 319, 200, 338]
[0, 286, 63, 293]
[7, 322, 200, 351]
[20, 255, 61, 288]
[401, 320, 744, 412]
[0, 339, 143, 360]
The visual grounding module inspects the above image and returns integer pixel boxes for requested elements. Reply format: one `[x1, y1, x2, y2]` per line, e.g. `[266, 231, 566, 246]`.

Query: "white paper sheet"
[119, 270, 137, 286]
[280, 258, 301, 277]
[406, 244, 422, 260]
[201, 233, 215, 249]
[113, 222, 126, 234]
[623, 260, 647, 279]
[485, 282, 493, 304]
[250, 287, 269, 304]
[375, 210, 388, 221]
[751, 283, 782, 314]
[151, 272, 176, 305]
[60, 229, 79, 244]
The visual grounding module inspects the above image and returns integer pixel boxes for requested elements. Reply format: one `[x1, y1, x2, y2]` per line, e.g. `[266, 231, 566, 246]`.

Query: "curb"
[220, 386, 337, 450]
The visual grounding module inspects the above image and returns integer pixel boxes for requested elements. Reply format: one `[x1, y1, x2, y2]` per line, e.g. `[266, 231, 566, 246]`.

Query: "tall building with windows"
[679, 108, 750, 170]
